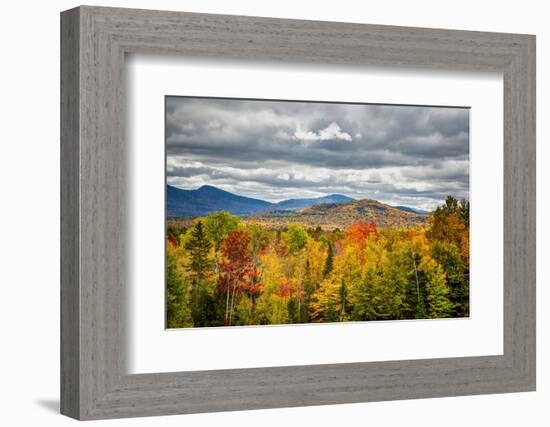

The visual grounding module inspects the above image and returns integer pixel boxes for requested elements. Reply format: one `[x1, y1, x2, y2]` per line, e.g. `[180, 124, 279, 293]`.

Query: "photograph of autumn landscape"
[165, 97, 470, 328]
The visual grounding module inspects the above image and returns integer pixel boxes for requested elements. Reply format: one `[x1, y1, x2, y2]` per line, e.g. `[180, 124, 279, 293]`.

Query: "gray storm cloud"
[166, 97, 469, 211]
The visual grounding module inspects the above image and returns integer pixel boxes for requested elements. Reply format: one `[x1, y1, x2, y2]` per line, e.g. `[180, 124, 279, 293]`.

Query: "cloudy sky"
[166, 97, 469, 211]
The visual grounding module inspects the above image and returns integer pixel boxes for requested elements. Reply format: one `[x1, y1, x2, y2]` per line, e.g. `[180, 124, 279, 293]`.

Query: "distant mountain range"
[167, 185, 429, 228]
[167, 185, 355, 217]
[167, 185, 271, 217]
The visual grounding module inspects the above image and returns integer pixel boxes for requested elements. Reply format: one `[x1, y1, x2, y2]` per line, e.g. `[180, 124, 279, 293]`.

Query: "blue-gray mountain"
[167, 185, 355, 218]
[167, 185, 271, 217]
[392, 205, 430, 215]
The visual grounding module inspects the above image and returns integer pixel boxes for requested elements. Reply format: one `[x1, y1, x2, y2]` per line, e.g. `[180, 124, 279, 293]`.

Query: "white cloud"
[166, 98, 469, 209]
[294, 121, 352, 142]
[167, 156, 468, 209]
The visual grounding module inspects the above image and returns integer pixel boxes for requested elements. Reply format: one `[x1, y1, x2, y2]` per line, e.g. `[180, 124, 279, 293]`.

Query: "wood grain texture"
[60, 5, 536, 420]
[60, 7, 80, 419]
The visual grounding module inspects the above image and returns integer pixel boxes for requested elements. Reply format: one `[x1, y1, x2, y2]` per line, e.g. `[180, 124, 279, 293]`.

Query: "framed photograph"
[61, 6, 536, 420]
[164, 96, 470, 330]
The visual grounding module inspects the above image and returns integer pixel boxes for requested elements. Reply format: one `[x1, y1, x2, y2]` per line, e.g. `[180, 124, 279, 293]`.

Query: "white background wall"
[0, 0, 546, 425]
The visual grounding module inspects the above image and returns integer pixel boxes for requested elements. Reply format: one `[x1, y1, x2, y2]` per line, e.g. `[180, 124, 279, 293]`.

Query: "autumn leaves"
[166, 197, 470, 328]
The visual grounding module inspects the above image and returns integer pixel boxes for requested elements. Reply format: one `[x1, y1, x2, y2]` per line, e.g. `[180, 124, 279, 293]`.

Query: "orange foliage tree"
[344, 220, 379, 264]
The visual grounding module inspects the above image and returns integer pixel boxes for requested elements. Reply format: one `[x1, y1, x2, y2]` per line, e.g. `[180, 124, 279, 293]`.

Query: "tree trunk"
[224, 283, 230, 326]
[228, 280, 238, 326]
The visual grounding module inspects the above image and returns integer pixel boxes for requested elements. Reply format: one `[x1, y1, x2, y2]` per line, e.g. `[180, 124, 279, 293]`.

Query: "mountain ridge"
[167, 184, 355, 218]
[392, 205, 430, 215]
[167, 185, 427, 227]
[272, 194, 354, 211]
[167, 184, 272, 217]
[250, 198, 428, 229]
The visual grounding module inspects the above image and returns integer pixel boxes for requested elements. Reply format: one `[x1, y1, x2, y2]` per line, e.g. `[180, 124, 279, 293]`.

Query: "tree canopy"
[167, 196, 470, 327]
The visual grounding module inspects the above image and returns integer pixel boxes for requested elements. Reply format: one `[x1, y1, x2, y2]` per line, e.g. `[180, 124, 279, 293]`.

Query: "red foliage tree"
[218, 230, 261, 325]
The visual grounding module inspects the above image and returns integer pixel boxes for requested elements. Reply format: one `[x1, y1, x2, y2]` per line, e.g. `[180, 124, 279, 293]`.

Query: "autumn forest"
[166, 196, 470, 328]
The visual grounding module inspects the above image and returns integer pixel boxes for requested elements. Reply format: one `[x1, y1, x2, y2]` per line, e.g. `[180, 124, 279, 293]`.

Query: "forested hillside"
[250, 198, 428, 229]
[166, 196, 470, 328]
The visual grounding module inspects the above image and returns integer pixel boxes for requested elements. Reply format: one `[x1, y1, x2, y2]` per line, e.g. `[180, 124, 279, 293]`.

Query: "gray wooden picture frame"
[60, 5, 536, 421]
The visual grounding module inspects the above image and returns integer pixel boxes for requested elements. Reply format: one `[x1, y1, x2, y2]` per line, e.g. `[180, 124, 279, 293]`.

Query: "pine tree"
[421, 258, 453, 318]
[184, 220, 212, 283]
[166, 247, 193, 328]
[322, 242, 334, 278]
[183, 220, 214, 326]
[431, 241, 468, 317]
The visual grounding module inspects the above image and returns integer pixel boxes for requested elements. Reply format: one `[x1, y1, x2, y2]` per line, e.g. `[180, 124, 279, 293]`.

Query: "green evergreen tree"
[184, 220, 214, 326]
[287, 298, 300, 324]
[431, 241, 468, 317]
[322, 242, 334, 278]
[414, 295, 428, 319]
[166, 249, 193, 328]
[421, 258, 453, 318]
[185, 220, 212, 283]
